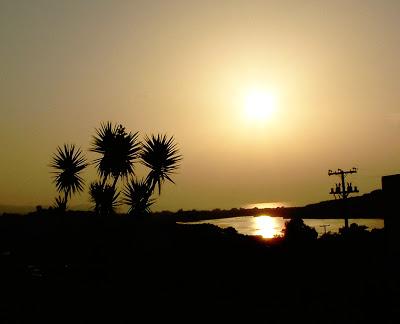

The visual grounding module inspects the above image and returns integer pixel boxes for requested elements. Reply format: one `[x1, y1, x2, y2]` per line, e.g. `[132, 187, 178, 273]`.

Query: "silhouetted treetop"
[123, 177, 155, 217]
[141, 134, 182, 195]
[89, 181, 120, 216]
[50, 144, 87, 210]
[90, 122, 141, 184]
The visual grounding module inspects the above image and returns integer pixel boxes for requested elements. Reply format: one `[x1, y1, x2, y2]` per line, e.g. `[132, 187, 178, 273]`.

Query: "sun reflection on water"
[253, 215, 282, 238]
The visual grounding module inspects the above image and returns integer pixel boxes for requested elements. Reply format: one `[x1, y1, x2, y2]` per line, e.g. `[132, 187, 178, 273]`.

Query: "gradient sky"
[1, 0, 400, 212]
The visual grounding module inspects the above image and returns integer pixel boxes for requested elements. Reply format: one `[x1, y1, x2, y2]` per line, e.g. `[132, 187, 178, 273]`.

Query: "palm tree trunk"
[63, 189, 69, 211]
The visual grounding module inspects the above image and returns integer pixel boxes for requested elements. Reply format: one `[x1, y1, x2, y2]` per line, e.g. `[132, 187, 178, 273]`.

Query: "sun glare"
[243, 89, 277, 122]
[254, 215, 281, 239]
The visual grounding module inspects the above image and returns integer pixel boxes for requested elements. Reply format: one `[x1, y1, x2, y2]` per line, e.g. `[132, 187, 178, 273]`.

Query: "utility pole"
[328, 168, 359, 229]
[320, 224, 330, 235]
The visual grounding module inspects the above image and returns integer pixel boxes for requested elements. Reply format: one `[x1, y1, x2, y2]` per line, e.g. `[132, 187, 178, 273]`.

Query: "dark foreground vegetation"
[0, 211, 397, 323]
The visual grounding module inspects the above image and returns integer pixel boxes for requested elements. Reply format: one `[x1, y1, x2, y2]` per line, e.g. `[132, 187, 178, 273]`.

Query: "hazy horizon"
[0, 200, 293, 214]
[2, 1, 400, 211]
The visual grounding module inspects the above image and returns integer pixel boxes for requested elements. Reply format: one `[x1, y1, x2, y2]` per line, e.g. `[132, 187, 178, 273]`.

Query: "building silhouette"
[382, 174, 400, 252]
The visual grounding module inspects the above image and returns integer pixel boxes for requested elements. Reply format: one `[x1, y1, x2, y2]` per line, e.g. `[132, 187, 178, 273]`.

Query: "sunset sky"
[1, 0, 400, 212]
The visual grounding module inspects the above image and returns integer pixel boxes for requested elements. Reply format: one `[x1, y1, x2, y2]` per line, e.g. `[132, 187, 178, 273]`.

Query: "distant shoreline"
[152, 206, 384, 223]
[1, 189, 386, 221]
[165, 189, 386, 222]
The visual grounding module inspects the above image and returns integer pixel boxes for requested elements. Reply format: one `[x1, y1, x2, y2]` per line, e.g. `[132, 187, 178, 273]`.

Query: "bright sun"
[243, 89, 277, 122]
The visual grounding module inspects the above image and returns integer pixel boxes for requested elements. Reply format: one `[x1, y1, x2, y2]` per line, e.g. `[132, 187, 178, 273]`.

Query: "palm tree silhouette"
[50, 144, 87, 210]
[50, 124, 182, 216]
[89, 181, 120, 216]
[123, 178, 155, 217]
[91, 122, 141, 190]
[53, 195, 67, 211]
[140, 134, 182, 195]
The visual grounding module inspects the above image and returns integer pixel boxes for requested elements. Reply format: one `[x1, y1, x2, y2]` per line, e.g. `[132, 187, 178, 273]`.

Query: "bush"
[283, 217, 318, 243]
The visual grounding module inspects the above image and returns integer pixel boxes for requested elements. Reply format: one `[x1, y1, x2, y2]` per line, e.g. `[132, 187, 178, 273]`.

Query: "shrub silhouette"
[283, 217, 318, 243]
[53, 195, 67, 211]
[89, 181, 120, 216]
[123, 178, 155, 217]
[339, 222, 369, 239]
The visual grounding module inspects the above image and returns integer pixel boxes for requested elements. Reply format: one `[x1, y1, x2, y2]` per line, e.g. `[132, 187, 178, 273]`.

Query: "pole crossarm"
[328, 167, 358, 176]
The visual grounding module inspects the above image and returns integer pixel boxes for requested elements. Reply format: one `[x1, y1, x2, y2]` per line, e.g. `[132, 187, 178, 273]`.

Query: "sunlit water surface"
[187, 216, 384, 238]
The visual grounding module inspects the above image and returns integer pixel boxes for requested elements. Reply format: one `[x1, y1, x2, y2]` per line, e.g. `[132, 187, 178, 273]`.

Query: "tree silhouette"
[53, 195, 67, 211]
[89, 181, 120, 216]
[282, 217, 318, 243]
[140, 134, 182, 195]
[50, 123, 182, 216]
[50, 144, 87, 210]
[123, 178, 155, 217]
[90, 122, 141, 190]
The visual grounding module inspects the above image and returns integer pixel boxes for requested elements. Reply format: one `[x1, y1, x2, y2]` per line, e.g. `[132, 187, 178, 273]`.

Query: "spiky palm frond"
[90, 122, 141, 184]
[90, 122, 115, 181]
[123, 178, 154, 216]
[89, 181, 120, 216]
[50, 144, 87, 197]
[53, 195, 67, 211]
[89, 181, 103, 214]
[140, 134, 182, 195]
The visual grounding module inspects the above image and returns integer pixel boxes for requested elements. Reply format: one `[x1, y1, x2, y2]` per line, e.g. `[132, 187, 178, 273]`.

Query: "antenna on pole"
[328, 168, 359, 229]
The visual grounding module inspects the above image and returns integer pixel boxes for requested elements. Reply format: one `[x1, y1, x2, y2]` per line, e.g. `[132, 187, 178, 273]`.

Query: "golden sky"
[1, 0, 400, 211]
